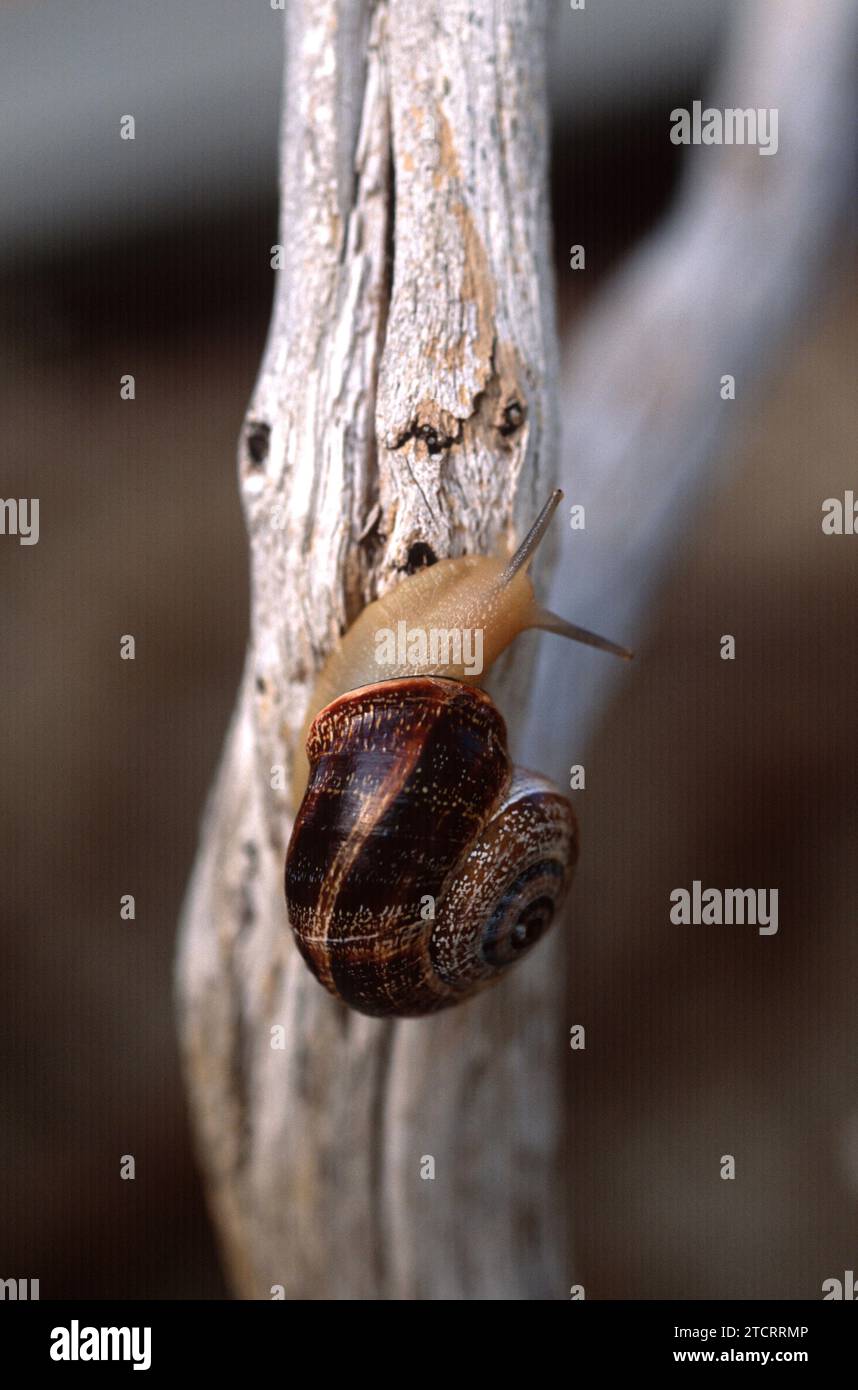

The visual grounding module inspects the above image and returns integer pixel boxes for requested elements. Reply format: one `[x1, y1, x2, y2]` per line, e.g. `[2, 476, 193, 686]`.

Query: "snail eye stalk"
[501, 489, 633, 660]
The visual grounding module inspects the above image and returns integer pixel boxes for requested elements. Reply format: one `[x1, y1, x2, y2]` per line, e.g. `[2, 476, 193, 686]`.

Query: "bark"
[178, 0, 563, 1301]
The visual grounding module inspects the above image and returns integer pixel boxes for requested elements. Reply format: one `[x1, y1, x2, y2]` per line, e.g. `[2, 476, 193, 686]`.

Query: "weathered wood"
[178, 0, 855, 1301]
[178, 0, 563, 1300]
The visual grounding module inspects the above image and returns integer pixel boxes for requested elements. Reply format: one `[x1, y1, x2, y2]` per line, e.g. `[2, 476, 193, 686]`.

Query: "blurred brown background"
[1, 1, 855, 1298]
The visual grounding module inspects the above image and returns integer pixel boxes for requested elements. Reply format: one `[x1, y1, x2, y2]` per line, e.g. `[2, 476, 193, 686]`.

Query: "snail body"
[285, 491, 630, 1017]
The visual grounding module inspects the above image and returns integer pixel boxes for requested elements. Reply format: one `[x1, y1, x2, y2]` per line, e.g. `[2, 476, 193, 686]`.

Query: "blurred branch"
[177, 0, 563, 1299]
[522, 0, 857, 771]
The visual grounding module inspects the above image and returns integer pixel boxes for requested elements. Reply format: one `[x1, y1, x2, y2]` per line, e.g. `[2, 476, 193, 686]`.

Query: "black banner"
[1, 1299, 854, 1374]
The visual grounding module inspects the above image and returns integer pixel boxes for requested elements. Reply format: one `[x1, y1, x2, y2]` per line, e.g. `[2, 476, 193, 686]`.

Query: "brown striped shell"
[284, 676, 578, 1017]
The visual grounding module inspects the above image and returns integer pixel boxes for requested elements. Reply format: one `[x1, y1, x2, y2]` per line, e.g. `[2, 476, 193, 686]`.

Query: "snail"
[284, 490, 630, 1017]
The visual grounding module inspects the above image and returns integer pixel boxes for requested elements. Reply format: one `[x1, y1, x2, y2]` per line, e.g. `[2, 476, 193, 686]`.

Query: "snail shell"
[284, 676, 578, 1017]
[284, 490, 629, 1017]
